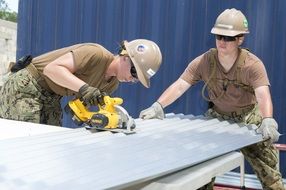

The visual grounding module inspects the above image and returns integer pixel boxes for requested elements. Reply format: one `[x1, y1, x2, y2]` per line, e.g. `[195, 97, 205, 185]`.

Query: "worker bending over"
[0, 39, 162, 126]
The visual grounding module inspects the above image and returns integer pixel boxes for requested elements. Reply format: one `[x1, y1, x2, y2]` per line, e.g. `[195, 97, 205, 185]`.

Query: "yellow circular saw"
[66, 96, 136, 134]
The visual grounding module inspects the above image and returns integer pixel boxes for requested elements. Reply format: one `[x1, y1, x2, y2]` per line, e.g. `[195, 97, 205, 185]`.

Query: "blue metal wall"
[17, 0, 286, 177]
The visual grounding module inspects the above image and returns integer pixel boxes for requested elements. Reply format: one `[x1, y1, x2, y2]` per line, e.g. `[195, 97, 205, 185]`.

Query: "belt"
[26, 64, 53, 93]
[213, 104, 255, 118]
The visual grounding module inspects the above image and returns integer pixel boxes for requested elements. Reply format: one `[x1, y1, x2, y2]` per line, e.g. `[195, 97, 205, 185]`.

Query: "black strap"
[201, 48, 254, 102]
[11, 55, 33, 73]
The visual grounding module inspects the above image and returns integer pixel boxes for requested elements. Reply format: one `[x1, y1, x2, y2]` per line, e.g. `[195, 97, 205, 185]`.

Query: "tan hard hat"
[124, 39, 162, 88]
[211, 8, 249, 36]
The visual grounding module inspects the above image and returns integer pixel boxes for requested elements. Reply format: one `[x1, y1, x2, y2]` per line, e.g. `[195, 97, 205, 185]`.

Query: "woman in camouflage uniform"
[139, 9, 284, 190]
[0, 39, 162, 126]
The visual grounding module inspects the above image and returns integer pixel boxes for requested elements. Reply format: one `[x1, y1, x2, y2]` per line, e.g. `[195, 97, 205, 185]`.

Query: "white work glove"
[139, 102, 165, 120]
[256, 118, 281, 144]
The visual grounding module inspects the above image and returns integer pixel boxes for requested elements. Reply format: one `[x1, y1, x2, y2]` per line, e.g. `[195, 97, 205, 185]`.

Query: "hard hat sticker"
[136, 45, 145, 53]
[243, 19, 248, 27]
[147, 69, 155, 77]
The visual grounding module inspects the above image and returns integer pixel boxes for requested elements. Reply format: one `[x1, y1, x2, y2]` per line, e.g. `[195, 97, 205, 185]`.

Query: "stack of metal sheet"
[0, 114, 263, 190]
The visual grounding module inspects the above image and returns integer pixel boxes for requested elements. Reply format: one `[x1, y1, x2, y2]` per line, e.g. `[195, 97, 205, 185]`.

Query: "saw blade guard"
[115, 105, 136, 130]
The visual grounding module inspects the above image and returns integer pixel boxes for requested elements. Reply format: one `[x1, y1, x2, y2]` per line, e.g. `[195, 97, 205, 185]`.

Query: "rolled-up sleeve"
[180, 54, 204, 85]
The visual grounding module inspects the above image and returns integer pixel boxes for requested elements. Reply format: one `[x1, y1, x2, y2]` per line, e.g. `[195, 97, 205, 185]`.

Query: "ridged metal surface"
[216, 172, 263, 189]
[216, 172, 286, 189]
[0, 114, 263, 190]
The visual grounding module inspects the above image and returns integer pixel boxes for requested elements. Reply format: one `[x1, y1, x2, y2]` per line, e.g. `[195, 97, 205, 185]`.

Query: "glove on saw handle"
[78, 84, 105, 106]
[256, 117, 281, 145]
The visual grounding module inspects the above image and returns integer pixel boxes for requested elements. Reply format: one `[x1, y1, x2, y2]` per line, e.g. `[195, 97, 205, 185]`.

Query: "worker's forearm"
[255, 86, 273, 118]
[257, 97, 273, 118]
[43, 65, 85, 92]
[157, 78, 190, 108]
[157, 88, 180, 108]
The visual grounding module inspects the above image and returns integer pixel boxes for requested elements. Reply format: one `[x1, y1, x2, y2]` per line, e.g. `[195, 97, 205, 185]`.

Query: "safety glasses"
[130, 61, 138, 79]
[216, 35, 237, 42]
[216, 34, 244, 42]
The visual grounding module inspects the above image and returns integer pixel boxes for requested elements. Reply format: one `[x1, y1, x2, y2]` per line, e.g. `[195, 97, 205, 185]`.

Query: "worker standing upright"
[140, 8, 284, 190]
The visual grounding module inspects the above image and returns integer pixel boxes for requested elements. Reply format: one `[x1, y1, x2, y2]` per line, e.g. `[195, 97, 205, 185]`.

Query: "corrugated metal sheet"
[216, 172, 286, 189]
[0, 114, 263, 189]
[16, 0, 286, 176]
[0, 118, 71, 140]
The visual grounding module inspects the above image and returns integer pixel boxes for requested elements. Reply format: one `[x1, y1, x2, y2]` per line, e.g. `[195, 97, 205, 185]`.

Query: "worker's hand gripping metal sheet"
[256, 117, 281, 145]
[139, 102, 165, 120]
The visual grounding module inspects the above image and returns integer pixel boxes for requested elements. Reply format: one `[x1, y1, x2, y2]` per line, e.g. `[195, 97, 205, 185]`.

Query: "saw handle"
[99, 96, 123, 113]
[97, 93, 105, 106]
[78, 84, 107, 107]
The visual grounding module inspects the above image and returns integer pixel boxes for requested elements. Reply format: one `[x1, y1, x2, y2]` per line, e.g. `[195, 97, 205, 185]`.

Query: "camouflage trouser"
[197, 177, 215, 190]
[197, 105, 285, 190]
[0, 68, 62, 126]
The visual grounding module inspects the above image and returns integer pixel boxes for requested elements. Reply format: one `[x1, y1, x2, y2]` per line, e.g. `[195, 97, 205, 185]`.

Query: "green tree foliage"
[0, 0, 17, 23]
